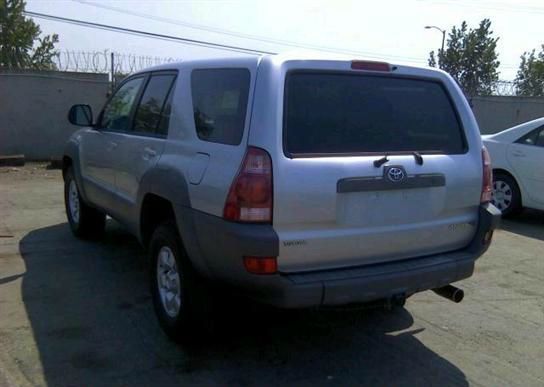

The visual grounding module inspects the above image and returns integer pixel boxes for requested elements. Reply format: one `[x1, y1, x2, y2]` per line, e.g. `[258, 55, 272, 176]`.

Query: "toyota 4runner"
[63, 54, 500, 342]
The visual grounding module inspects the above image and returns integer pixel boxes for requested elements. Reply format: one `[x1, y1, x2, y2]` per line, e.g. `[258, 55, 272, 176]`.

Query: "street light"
[425, 25, 446, 53]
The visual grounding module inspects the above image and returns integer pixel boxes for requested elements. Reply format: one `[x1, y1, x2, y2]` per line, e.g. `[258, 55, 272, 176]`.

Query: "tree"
[515, 46, 544, 97]
[0, 0, 59, 70]
[428, 19, 500, 97]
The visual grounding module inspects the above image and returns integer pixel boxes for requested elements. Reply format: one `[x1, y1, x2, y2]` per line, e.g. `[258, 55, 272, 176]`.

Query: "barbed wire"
[52, 49, 180, 74]
[493, 80, 517, 96]
[50, 49, 522, 96]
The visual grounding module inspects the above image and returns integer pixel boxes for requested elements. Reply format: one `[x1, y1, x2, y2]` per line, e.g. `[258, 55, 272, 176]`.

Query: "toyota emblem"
[386, 167, 406, 183]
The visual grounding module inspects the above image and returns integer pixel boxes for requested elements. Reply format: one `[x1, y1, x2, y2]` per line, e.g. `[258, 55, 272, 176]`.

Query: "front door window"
[100, 77, 144, 131]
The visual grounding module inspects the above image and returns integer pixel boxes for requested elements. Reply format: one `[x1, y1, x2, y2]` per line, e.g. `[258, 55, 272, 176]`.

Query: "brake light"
[243, 256, 277, 275]
[223, 147, 273, 223]
[351, 60, 391, 72]
[481, 146, 493, 203]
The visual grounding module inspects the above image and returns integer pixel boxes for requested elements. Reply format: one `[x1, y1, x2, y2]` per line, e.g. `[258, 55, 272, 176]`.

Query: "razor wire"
[52, 49, 180, 75]
[51, 49, 520, 95]
[493, 80, 517, 96]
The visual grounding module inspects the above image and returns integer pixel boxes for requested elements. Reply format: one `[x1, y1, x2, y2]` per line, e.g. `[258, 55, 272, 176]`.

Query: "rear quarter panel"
[157, 58, 260, 217]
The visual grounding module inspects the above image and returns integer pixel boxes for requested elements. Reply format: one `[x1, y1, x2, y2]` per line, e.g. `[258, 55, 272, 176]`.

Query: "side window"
[133, 74, 176, 136]
[536, 129, 544, 147]
[516, 126, 544, 146]
[100, 77, 144, 131]
[191, 68, 250, 145]
[157, 87, 174, 136]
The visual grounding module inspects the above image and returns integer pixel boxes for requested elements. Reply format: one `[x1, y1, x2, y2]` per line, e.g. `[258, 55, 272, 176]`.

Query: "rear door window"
[157, 87, 174, 137]
[516, 126, 544, 147]
[537, 129, 544, 147]
[191, 68, 250, 145]
[284, 72, 466, 156]
[133, 73, 176, 136]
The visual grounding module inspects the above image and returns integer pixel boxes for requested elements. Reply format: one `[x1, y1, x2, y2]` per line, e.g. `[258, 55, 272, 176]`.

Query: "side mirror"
[68, 104, 93, 126]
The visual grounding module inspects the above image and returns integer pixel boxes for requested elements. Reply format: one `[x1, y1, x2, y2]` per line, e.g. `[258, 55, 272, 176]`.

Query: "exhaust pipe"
[432, 285, 464, 303]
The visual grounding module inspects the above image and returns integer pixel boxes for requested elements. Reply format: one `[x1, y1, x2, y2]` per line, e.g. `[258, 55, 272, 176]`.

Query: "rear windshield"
[284, 72, 466, 156]
[191, 68, 250, 145]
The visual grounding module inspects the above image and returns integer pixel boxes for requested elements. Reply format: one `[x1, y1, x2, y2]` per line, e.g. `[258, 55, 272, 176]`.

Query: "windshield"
[284, 72, 466, 156]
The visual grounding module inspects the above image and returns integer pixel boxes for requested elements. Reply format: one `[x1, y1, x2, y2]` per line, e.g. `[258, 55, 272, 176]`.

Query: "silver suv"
[63, 54, 500, 342]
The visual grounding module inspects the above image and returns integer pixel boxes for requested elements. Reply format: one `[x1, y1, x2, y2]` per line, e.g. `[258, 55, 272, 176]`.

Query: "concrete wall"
[471, 96, 544, 134]
[0, 70, 108, 160]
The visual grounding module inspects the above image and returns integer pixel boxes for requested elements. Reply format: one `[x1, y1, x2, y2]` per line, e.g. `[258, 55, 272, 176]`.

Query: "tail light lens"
[223, 147, 273, 223]
[481, 146, 493, 204]
[243, 256, 277, 274]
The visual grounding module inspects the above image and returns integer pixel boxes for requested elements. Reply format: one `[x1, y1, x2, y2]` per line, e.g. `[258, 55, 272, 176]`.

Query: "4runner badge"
[283, 240, 307, 247]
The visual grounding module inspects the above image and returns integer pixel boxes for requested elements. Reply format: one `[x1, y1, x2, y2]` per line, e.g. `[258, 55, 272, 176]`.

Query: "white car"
[483, 118, 544, 216]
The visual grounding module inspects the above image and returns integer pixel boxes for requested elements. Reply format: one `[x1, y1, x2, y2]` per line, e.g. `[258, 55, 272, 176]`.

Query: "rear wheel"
[149, 221, 215, 343]
[492, 172, 522, 217]
[64, 167, 106, 238]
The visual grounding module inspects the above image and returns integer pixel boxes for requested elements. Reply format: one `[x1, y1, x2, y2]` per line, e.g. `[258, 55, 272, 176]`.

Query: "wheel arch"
[62, 155, 73, 180]
[137, 166, 212, 276]
[493, 168, 521, 192]
[61, 136, 93, 204]
[137, 167, 190, 245]
[140, 193, 177, 248]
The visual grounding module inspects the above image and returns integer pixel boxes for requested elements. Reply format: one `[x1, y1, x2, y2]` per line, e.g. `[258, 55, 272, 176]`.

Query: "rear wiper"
[374, 153, 422, 167]
[373, 155, 389, 168]
[413, 151, 423, 165]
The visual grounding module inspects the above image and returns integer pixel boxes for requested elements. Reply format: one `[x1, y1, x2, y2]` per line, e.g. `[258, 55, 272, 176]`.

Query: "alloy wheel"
[156, 246, 182, 318]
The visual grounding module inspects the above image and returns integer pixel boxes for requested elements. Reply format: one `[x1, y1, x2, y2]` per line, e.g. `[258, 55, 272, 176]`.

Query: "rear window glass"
[191, 68, 250, 145]
[284, 72, 466, 156]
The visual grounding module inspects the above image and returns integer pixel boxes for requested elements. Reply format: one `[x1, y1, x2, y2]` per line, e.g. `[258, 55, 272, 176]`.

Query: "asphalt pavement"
[0, 164, 543, 386]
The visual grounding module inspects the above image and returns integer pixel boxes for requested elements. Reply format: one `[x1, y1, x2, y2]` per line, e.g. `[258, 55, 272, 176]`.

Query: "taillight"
[481, 146, 493, 204]
[243, 256, 277, 275]
[351, 60, 391, 72]
[223, 147, 273, 223]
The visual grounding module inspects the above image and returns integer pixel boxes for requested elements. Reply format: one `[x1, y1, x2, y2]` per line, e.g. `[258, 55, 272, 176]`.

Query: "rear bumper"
[186, 203, 500, 308]
[279, 249, 476, 307]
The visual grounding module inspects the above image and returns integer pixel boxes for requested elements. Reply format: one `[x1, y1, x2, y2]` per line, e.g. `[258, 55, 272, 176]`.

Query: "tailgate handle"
[337, 173, 446, 193]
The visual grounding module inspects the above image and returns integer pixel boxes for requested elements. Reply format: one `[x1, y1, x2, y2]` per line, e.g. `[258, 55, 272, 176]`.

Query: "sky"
[25, 0, 544, 80]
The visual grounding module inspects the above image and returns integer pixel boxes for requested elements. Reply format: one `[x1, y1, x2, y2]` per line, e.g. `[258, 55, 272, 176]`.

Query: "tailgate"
[263, 65, 483, 273]
[274, 155, 481, 272]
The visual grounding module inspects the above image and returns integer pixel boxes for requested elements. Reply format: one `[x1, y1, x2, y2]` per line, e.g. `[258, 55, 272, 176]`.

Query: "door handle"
[512, 151, 526, 157]
[107, 141, 118, 151]
[143, 147, 157, 159]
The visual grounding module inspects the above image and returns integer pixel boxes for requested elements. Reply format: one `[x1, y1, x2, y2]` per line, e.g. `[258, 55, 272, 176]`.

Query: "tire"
[149, 221, 214, 343]
[64, 167, 106, 238]
[492, 172, 522, 217]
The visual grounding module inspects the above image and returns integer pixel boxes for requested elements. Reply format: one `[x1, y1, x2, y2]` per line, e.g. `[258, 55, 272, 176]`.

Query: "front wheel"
[64, 167, 106, 238]
[149, 222, 214, 343]
[491, 173, 522, 217]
